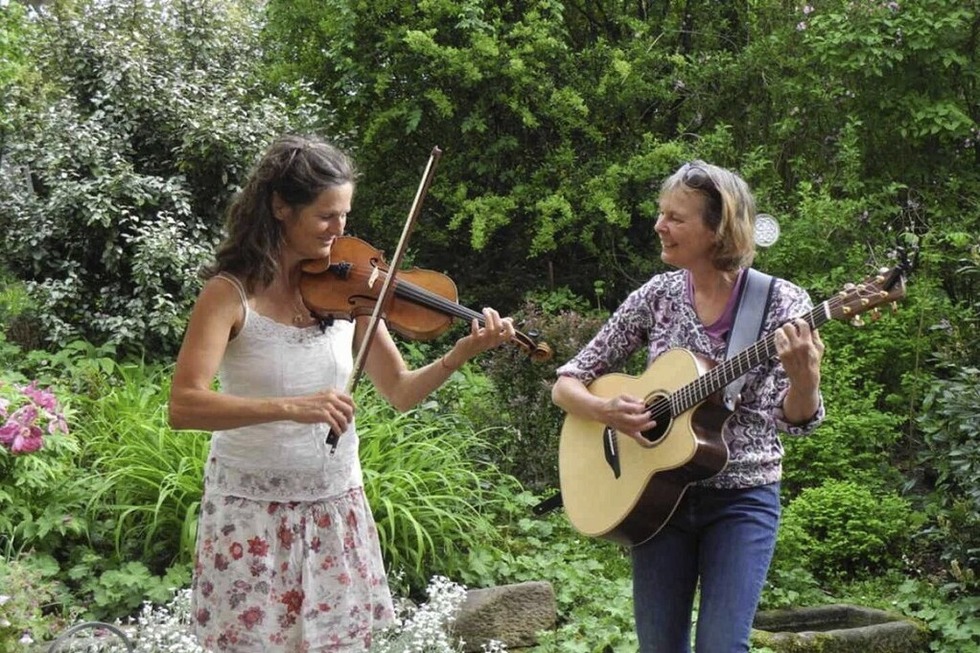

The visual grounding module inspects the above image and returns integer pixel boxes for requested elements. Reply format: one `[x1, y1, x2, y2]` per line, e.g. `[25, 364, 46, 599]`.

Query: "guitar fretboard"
[668, 302, 832, 415]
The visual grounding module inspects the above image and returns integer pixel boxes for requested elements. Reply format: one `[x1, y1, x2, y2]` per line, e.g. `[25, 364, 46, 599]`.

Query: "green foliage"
[759, 563, 826, 612]
[260, 0, 697, 308]
[917, 364, 980, 513]
[473, 298, 610, 491]
[779, 479, 918, 581]
[0, 0, 328, 358]
[781, 331, 905, 499]
[72, 360, 210, 566]
[358, 384, 523, 592]
[64, 548, 193, 622]
[892, 579, 980, 653]
[0, 553, 74, 652]
[0, 1, 34, 138]
[462, 496, 638, 652]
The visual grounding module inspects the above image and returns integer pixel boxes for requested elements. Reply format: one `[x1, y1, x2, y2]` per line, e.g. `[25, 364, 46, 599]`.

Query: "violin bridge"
[368, 266, 381, 289]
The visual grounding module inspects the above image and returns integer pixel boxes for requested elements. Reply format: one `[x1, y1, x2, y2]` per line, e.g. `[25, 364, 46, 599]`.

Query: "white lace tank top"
[204, 273, 364, 502]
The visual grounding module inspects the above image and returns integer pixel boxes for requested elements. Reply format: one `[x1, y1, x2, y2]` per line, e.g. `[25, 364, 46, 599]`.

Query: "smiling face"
[275, 182, 353, 262]
[655, 187, 717, 271]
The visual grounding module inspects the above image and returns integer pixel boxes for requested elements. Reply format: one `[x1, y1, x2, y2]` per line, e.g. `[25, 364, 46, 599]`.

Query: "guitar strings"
[642, 288, 863, 424]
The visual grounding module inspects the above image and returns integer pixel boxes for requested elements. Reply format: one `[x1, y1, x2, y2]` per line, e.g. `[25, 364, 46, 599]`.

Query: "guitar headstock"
[828, 264, 908, 324]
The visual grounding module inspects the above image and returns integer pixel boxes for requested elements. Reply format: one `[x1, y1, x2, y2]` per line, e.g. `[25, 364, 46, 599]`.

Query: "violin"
[299, 236, 553, 362]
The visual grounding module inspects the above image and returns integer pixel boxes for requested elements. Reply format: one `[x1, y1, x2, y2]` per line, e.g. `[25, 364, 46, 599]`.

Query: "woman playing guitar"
[551, 160, 826, 653]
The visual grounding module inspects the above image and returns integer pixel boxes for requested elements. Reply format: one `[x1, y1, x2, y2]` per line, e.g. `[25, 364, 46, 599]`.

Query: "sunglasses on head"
[681, 162, 722, 205]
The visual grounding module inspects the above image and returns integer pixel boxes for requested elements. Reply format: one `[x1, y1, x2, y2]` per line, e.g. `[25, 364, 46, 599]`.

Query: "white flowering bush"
[50, 577, 506, 653]
[116, 590, 207, 653]
[372, 576, 507, 653]
[49, 590, 206, 653]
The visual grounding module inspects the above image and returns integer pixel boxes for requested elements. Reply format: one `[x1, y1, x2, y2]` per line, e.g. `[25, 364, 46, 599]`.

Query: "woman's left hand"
[449, 307, 516, 365]
[774, 318, 824, 392]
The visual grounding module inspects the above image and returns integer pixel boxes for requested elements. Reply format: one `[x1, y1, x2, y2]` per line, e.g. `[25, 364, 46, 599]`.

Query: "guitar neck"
[671, 302, 831, 413]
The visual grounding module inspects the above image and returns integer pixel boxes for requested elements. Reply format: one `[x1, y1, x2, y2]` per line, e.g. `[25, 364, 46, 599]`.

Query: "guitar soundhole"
[641, 396, 671, 444]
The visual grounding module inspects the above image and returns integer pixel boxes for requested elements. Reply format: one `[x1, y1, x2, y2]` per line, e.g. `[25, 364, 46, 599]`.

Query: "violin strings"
[334, 267, 536, 348]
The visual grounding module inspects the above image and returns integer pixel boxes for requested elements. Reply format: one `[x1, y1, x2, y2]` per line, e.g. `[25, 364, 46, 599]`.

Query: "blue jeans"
[630, 482, 781, 653]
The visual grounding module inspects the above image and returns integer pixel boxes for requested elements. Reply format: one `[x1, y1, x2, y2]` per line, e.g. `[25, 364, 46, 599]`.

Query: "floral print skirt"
[191, 487, 395, 652]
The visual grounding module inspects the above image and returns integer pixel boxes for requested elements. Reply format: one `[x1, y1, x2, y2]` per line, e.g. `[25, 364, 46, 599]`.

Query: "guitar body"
[558, 348, 732, 547]
[556, 263, 910, 547]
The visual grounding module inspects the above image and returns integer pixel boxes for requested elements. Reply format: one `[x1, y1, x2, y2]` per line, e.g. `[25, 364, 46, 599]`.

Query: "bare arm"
[362, 308, 515, 412]
[167, 278, 354, 434]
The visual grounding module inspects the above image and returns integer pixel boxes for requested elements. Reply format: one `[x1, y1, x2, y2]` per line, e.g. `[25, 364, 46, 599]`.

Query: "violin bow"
[325, 146, 443, 453]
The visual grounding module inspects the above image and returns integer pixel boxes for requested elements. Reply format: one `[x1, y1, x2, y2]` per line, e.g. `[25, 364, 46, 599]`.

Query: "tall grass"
[357, 385, 524, 592]
[70, 360, 209, 567]
[65, 351, 523, 593]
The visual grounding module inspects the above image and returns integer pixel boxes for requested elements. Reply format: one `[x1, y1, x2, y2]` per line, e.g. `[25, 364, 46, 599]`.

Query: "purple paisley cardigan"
[556, 269, 825, 490]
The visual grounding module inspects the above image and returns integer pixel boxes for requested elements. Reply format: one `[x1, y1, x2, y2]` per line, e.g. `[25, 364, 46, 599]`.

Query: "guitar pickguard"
[602, 426, 621, 478]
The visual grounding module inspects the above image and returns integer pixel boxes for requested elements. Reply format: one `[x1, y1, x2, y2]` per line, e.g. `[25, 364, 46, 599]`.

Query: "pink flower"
[0, 380, 68, 455]
[0, 420, 44, 455]
[9, 404, 38, 426]
[21, 382, 58, 412]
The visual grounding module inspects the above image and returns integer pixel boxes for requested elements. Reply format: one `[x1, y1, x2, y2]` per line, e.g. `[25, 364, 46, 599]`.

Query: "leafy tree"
[0, 0, 329, 357]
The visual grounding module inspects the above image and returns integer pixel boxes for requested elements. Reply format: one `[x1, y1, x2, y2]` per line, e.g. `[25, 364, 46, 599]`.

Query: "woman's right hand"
[287, 389, 355, 434]
[599, 394, 658, 448]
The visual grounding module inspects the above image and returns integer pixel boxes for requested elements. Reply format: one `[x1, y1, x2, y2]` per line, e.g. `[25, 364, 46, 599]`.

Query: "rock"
[452, 581, 557, 652]
[752, 604, 930, 653]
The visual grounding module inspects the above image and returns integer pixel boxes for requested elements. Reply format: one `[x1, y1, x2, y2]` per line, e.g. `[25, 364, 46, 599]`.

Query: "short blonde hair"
[660, 160, 756, 271]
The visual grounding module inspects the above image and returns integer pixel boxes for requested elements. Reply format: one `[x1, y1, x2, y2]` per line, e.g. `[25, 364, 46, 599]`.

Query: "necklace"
[292, 298, 311, 325]
[288, 288, 312, 326]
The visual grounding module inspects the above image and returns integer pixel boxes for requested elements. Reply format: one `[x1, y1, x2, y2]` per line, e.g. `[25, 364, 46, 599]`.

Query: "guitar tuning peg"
[850, 315, 865, 327]
[869, 308, 881, 322]
[890, 302, 900, 313]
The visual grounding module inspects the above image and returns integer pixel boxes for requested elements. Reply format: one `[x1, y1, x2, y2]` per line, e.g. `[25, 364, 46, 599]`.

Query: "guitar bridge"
[602, 426, 621, 478]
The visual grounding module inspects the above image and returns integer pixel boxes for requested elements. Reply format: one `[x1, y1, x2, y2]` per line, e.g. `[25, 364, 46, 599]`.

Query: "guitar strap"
[721, 268, 775, 410]
[532, 267, 776, 517]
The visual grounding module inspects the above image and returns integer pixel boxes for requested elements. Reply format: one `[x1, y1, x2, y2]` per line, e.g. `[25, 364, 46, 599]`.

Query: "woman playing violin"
[168, 133, 515, 652]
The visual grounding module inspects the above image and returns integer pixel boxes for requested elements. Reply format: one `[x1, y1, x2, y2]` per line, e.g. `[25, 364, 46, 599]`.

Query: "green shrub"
[0, 554, 74, 652]
[917, 364, 980, 511]
[358, 384, 523, 592]
[475, 296, 613, 492]
[0, 0, 328, 358]
[779, 479, 918, 580]
[782, 336, 905, 499]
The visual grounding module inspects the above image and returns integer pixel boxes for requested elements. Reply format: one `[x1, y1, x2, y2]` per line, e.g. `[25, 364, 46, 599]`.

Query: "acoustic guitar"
[557, 265, 908, 547]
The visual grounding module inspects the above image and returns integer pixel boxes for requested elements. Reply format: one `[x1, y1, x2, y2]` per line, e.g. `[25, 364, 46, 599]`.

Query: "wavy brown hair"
[203, 134, 357, 291]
